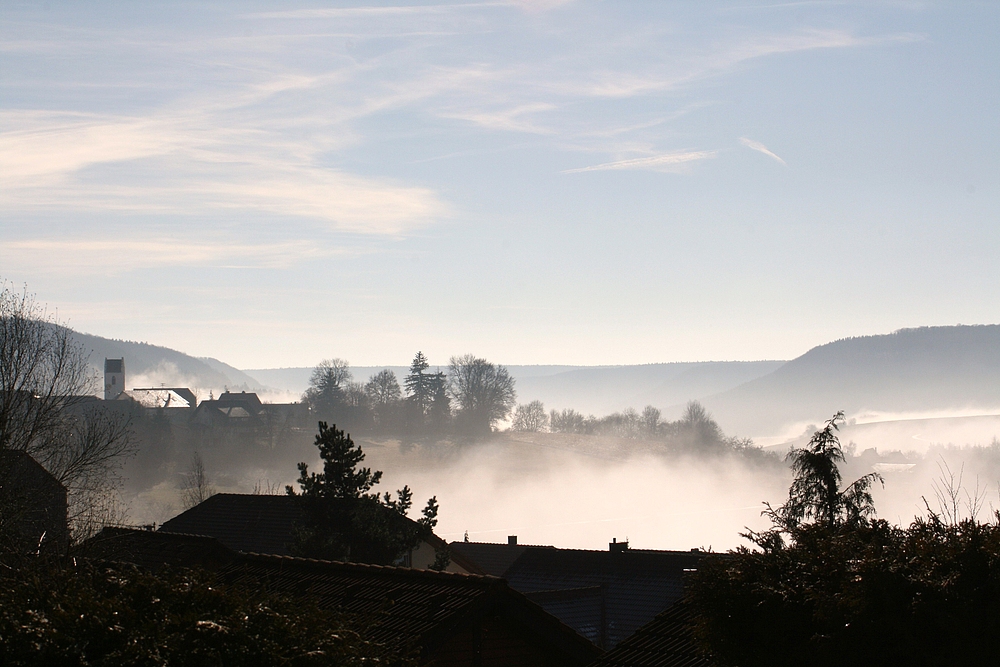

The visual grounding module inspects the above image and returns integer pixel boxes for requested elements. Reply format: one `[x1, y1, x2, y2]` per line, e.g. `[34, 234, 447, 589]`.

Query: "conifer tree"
[404, 352, 433, 414]
[287, 422, 446, 566]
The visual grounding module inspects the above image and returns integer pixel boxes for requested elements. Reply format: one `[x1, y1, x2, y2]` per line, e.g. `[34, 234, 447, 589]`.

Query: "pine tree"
[287, 422, 381, 500]
[428, 371, 451, 433]
[404, 352, 432, 411]
[744, 411, 884, 551]
[287, 422, 444, 565]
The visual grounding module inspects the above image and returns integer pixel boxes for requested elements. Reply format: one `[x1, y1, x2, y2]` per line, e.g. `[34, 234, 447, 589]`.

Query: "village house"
[100, 358, 308, 432]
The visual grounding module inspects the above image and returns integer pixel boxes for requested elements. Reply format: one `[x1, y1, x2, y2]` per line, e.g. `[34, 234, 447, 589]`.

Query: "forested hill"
[702, 325, 1000, 436]
[68, 329, 263, 393]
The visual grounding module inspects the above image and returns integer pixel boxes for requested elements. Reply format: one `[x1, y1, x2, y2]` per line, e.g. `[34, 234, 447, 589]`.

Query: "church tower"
[104, 358, 125, 400]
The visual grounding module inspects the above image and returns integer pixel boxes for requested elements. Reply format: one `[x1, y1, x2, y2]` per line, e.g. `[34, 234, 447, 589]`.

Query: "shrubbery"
[690, 412, 1000, 666]
[692, 518, 1000, 666]
[0, 560, 402, 666]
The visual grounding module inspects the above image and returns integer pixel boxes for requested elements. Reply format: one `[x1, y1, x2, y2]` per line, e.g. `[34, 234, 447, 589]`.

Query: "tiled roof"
[74, 528, 600, 666]
[221, 554, 503, 646]
[219, 553, 601, 664]
[449, 541, 706, 650]
[159, 494, 303, 555]
[217, 391, 263, 412]
[75, 527, 236, 570]
[506, 548, 702, 649]
[591, 600, 713, 667]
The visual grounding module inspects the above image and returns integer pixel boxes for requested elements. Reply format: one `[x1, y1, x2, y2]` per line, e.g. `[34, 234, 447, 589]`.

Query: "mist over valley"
[68, 323, 1000, 552]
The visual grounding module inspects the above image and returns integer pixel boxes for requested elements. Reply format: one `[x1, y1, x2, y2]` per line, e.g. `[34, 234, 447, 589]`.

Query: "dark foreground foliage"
[0, 559, 402, 666]
[690, 412, 1000, 667]
[691, 517, 1000, 667]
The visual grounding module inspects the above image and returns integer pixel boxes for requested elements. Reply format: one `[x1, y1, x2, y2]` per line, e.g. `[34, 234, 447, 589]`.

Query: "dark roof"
[591, 600, 712, 667]
[104, 358, 124, 373]
[449, 541, 706, 650]
[217, 391, 263, 411]
[159, 494, 303, 555]
[158, 494, 481, 573]
[449, 541, 553, 576]
[0, 450, 68, 553]
[220, 552, 601, 665]
[507, 547, 703, 649]
[0, 450, 64, 492]
[75, 527, 236, 570]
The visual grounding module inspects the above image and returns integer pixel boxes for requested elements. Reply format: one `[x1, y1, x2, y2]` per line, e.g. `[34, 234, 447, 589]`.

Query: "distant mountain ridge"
[246, 362, 787, 416]
[702, 325, 1000, 436]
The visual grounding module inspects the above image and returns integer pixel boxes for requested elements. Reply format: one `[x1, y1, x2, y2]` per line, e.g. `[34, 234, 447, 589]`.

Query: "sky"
[2, 1, 998, 369]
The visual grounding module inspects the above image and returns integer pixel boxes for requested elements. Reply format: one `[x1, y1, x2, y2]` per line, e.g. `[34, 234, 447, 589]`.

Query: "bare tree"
[511, 400, 548, 432]
[448, 355, 516, 437]
[641, 405, 661, 436]
[365, 369, 402, 407]
[309, 359, 352, 393]
[550, 408, 586, 434]
[928, 458, 985, 525]
[0, 284, 92, 454]
[303, 359, 352, 413]
[0, 282, 135, 541]
[181, 452, 215, 510]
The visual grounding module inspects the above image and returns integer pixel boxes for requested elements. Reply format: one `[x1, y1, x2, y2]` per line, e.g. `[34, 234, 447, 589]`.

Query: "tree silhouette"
[448, 355, 516, 437]
[287, 422, 446, 567]
[748, 411, 883, 550]
[288, 422, 381, 500]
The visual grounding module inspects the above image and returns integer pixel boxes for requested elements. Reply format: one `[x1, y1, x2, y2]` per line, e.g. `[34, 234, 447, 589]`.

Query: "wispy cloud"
[246, 3, 509, 20]
[440, 102, 556, 133]
[739, 137, 786, 164]
[0, 5, 922, 241]
[562, 150, 717, 174]
[245, 1, 572, 20]
[555, 29, 921, 100]
[509, 0, 578, 12]
[0, 93, 447, 235]
[0, 237, 343, 275]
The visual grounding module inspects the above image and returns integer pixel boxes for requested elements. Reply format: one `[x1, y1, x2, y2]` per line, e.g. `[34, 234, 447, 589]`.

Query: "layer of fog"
[755, 408, 1000, 451]
[367, 439, 786, 551]
[124, 425, 1000, 553]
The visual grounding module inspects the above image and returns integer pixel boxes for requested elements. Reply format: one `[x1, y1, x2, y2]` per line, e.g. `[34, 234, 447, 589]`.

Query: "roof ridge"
[129, 528, 233, 544]
[238, 551, 503, 582]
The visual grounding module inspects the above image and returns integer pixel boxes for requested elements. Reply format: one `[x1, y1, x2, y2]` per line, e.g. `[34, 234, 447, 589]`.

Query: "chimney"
[609, 537, 629, 553]
[508, 535, 517, 546]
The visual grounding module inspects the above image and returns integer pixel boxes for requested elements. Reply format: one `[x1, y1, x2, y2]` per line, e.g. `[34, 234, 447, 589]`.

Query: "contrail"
[739, 137, 786, 165]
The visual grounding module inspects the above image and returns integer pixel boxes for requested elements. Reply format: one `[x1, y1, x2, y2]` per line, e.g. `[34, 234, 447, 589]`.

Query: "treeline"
[515, 400, 768, 460]
[304, 351, 766, 459]
[301, 352, 515, 439]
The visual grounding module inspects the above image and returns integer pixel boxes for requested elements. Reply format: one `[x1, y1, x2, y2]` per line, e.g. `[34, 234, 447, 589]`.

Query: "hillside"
[69, 329, 265, 394]
[512, 362, 785, 416]
[702, 325, 1000, 437]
